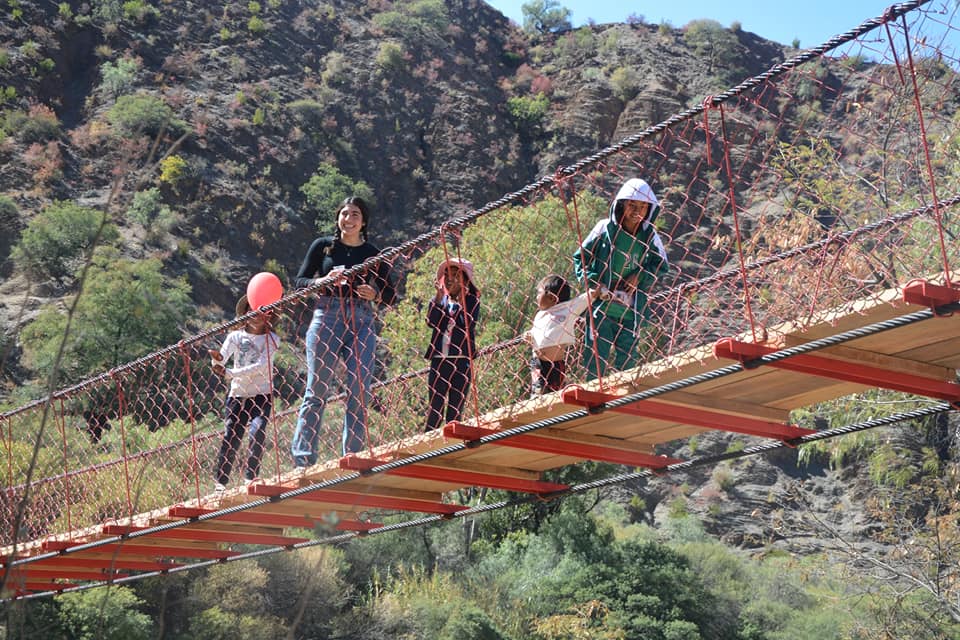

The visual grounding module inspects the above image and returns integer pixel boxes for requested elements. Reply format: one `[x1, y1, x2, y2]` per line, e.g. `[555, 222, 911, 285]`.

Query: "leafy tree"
[56, 586, 151, 640]
[186, 606, 287, 640]
[20, 248, 192, 380]
[11, 201, 117, 283]
[300, 162, 374, 234]
[259, 547, 352, 637]
[793, 441, 960, 638]
[372, 0, 449, 44]
[521, 0, 572, 34]
[184, 563, 288, 639]
[683, 19, 740, 76]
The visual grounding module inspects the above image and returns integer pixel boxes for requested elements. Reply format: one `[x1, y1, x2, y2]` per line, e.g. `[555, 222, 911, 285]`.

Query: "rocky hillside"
[0, 0, 793, 340]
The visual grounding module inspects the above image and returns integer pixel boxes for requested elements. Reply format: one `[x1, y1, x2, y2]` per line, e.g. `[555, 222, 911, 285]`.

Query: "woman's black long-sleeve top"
[294, 236, 397, 305]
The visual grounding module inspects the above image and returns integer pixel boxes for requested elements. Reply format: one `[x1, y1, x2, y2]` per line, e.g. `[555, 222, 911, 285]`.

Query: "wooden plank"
[897, 335, 960, 369]
[781, 336, 956, 380]
[233, 503, 367, 523]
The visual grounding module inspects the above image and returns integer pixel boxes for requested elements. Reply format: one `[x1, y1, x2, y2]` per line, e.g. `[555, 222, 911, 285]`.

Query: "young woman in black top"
[291, 197, 396, 461]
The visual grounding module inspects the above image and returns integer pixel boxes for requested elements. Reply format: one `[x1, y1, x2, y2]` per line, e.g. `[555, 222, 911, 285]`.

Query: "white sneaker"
[214, 482, 227, 493]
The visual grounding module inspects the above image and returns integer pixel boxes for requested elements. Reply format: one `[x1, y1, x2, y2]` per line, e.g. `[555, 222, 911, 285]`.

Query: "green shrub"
[108, 93, 180, 136]
[376, 41, 406, 73]
[122, 0, 159, 22]
[93, 0, 123, 23]
[126, 187, 176, 238]
[4, 104, 61, 143]
[300, 162, 374, 233]
[0, 193, 18, 261]
[99, 56, 140, 98]
[506, 92, 550, 131]
[609, 66, 640, 101]
[287, 98, 325, 125]
[159, 154, 188, 186]
[407, 0, 448, 31]
[321, 51, 348, 86]
[372, 10, 419, 35]
[12, 201, 118, 283]
[0, 194, 17, 224]
[0, 85, 14, 106]
[247, 15, 267, 34]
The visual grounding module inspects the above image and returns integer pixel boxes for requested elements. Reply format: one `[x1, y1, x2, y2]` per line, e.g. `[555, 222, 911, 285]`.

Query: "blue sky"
[483, 0, 894, 49]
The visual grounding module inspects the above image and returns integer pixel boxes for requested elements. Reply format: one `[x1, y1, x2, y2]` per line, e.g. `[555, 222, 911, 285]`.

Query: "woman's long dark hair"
[326, 196, 370, 255]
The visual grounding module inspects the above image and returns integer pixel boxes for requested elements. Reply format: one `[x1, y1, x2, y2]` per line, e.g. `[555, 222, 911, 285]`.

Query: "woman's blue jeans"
[291, 297, 376, 464]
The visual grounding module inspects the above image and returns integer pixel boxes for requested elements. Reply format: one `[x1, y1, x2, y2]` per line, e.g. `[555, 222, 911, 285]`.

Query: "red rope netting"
[3, 0, 960, 549]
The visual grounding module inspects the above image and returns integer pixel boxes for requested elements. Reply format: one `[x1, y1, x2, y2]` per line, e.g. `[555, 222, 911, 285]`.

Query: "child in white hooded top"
[525, 274, 603, 395]
[210, 295, 280, 490]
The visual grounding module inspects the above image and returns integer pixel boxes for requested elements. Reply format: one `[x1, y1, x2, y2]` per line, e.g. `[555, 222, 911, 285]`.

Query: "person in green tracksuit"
[573, 178, 670, 379]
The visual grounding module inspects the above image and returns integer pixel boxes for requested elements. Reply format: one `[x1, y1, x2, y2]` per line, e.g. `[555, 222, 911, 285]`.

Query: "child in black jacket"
[424, 258, 480, 431]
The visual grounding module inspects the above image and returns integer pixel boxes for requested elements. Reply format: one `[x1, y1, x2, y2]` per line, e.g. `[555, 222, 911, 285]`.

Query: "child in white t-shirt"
[209, 295, 280, 490]
[524, 274, 604, 396]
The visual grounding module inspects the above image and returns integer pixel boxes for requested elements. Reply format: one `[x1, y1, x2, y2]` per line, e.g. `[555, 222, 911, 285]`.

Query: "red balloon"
[246, 272, 283, 310]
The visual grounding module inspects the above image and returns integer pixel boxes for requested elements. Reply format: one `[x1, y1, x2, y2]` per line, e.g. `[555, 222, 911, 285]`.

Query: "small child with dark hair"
[524, 274, 603, 396]
[209, 295, 279, 491]
[424, 258, 480, 431]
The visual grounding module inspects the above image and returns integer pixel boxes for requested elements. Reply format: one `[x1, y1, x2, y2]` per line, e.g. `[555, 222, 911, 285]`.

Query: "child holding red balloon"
[210, 294, 280, 491]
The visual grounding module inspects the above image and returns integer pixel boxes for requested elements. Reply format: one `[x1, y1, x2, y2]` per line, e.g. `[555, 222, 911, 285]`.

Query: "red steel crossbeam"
[339, 455, 569, 494]
[13, 581, 77, 593]
[562, 387, 816, 441]
[5, 569, 128, 581]
[5, 557, 181, 572]
[442, 421, 683, 469]
[902, 279, 960, 308]
[40, 539, 240, 560]
[714, 337, 960, 401]
[248, 483, 469, 515]
[168, 506, 381, 532]
[102, 525, 308, 547]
